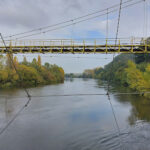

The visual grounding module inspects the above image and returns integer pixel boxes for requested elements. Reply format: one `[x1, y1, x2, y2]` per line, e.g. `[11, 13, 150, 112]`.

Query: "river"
[0, 78, 150, 150]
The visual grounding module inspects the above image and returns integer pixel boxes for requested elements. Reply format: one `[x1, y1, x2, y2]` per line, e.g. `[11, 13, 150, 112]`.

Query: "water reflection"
[0, 93, 27, 132]
[4, 98, 14, 118]
[0, 99, 13, 132]
[0, 78, 150, 150]
[118, 94, 150, 125]
[65, 78, 74, 82]
[108, 83, 150, 125]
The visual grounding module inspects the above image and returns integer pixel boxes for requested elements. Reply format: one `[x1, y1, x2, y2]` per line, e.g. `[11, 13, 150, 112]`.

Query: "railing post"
[30, 41, 32, 53]
[19, 41, 23, 53]
[39, 41, 42, 53]
[40, 41, 44, 53]
[61, 40, 63, 53]
[49, 41, 51, 53]
[71, 40, 74, 54]
[83, 40, 85, 53]
[50, 41, 52, 53]
[52, 41, 54, 53]
[118, 39, 121, 53]
[94, 40, 96, 53]
[106, 39, 108, 53]
[20, 41, 23, 53]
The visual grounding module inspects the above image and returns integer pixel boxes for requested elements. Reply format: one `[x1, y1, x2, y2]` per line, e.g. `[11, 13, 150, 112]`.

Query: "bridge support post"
[61, 40, 64, 53]
[42, 41, 45, 53]
[83, 40, 85, 53]
[94, 40, 96, 53]
[71, 40, 74, 54]
[19, 41, 23, 53]
[106, 39, 108, 53]
[30, 41, 32, 53]
[118, 40, 121, 53]
[50, 41, 53, 53]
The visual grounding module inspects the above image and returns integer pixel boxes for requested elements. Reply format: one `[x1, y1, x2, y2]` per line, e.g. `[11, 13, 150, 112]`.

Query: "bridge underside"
[0, 45, 150, 54]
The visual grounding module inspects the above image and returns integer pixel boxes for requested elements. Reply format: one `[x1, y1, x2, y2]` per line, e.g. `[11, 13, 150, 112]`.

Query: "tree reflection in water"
[107, 83, 150, 125]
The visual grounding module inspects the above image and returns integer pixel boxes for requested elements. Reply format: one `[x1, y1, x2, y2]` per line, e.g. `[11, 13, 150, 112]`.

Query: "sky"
[0, 0, 150, 73]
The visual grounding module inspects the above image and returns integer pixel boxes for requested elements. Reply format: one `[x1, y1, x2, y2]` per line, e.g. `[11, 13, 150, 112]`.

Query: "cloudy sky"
[0, 0, 150, 73]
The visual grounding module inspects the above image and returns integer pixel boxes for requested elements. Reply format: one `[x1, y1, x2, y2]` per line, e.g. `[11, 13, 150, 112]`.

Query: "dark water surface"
[0, 78, 150, 150]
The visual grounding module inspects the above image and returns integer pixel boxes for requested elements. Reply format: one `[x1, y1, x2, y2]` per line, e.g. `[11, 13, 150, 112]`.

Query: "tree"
[125, 61, 148, 92]
[13, 56, 19, 68]
[0, 55, 5, 69]
[17, 64, 43, 86]
[6, 53, 13, 69]
[23, 56, 27, 62]
[44, 63, 50, 69]
[37, 55, 41, 66]
[0, 55, 65, 88]
[32, 58, 37, 64]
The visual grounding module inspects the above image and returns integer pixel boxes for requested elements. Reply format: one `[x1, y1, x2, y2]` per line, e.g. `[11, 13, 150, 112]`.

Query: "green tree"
[38, 55, 41, 66]
[0, 55, 64, 89]
[6, 53, 13, 69]
[125, 61, 148, 92]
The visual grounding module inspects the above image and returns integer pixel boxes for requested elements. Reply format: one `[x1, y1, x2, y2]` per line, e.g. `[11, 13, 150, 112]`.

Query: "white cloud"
[0, 0, 148, 39]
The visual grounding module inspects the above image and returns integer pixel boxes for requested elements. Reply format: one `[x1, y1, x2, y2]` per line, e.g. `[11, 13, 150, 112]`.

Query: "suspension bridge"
[0, 1, 149, 150]
[0, 38, 150, 54]
[0, 0, 148, 54]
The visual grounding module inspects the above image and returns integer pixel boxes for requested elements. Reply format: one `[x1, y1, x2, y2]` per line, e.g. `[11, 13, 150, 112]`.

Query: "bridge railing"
[0, 37, 145, 47]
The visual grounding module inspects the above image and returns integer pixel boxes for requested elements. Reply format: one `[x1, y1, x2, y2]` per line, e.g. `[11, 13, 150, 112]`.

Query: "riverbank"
[0, 55, 64, 89]
[66, 53, 150, 98]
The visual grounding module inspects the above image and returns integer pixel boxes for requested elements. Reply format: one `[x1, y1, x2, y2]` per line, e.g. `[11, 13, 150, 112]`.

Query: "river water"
[0, 78, 150, 150]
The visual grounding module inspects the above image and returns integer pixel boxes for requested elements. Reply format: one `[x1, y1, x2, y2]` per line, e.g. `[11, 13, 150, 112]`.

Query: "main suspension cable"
[4, 0, 136, 39]
[10, 0, 143, 40]
[106, 0, 124, 149]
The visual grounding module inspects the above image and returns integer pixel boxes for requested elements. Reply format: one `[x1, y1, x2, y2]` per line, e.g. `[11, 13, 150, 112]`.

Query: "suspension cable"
[107, 0, 123, 92]
[0, 91, 150, 99]
[9, 0, 143, 40]
[0, 33, 31, 136]
[145, 0, 148, 39]
[106, 0, 124, 149]
[0, 34, 31, 100]
[115, 0, 123, 46]
[107, 93, 123, 149]
[71, 20, 75, 40]
[106, 8, 109, 40]
[4, 0, 137, 39]
[0, 98, 27, 135]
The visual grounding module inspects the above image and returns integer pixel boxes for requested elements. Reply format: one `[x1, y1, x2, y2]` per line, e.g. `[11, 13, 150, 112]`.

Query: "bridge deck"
[0, 45, 149, 53]
[0, 39, 149, 54]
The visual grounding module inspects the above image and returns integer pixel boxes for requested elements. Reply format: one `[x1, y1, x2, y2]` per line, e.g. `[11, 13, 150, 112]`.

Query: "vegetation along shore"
[0, 54, 64, 88]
